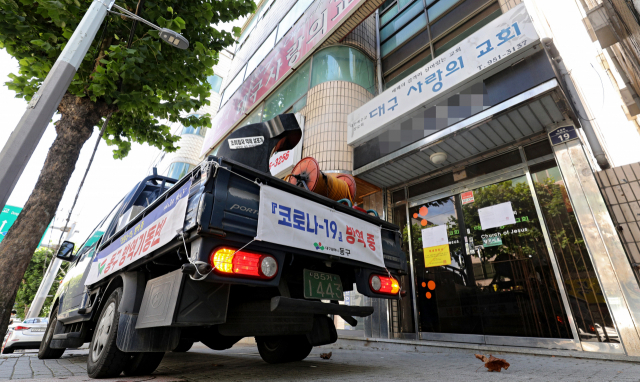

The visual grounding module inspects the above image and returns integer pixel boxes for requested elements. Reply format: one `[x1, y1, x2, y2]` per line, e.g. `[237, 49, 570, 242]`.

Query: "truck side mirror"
[56, 241, 76, 262]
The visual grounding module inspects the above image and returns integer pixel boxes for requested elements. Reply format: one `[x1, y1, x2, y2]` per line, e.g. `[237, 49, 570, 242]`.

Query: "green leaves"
[0, 0, 254, 157]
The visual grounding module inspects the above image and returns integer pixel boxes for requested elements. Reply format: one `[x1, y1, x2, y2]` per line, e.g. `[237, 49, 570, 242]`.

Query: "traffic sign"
[1, 205, 50, 245]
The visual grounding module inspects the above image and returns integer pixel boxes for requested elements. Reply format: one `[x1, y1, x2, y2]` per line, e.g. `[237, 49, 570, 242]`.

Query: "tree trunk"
[0, 93, 112, 336]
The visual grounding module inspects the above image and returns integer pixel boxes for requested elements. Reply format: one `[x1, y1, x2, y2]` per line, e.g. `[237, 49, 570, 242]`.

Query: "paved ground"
[2, 341, 640, 381]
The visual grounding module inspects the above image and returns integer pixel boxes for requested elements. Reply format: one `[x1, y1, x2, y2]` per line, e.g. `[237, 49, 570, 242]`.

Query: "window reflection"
[531, 161, 618, 343]
[411, 176, 575, 339]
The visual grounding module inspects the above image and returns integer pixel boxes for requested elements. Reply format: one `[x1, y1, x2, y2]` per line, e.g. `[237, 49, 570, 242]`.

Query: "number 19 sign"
[549, 125, 579, 146]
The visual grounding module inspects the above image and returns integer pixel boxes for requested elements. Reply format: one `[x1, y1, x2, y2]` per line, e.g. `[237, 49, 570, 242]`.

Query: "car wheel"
[172, 339, 194, 352]
[86, 288, 130, 378]
[256, 335, 312, 364]
[38, 310, 65, 359]
[123, 352, 165, 376]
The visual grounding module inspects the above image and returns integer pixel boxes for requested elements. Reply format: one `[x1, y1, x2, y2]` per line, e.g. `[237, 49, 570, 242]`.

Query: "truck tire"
[123, 352, 165, 376]
[172, 339, 194, 352]
[86, 288, 130, 378]
[289, 336, 313, 362]
[38, 310, 64, 359]
[256, 335, 312, 364]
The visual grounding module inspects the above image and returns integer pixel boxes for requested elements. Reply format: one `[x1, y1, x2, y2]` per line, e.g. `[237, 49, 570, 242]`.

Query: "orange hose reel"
[286, 157, 356, 203]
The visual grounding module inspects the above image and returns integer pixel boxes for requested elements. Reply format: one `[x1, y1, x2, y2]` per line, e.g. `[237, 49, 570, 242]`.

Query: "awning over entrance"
[353, 79, 569, 188]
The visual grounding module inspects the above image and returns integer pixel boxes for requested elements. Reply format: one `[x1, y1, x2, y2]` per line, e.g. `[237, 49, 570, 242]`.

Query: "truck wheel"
[256, 335, 312, 364]
[38, 310, 64, 359]
[172, 339, 194, 352]
[86, 288, 130, 378]
[123, 352, 165, 376]
[289, 336, 313, 362]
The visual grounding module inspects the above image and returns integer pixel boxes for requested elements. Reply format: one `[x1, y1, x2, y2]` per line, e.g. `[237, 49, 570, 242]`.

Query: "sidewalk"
[2, 340, 640, 381]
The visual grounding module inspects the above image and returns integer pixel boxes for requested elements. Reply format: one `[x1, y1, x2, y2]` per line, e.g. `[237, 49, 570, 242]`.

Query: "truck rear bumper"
[270, 296, 374, 317]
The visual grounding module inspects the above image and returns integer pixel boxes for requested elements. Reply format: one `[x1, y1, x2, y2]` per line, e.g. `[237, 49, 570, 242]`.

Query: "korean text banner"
[200, 0, 365, 157]
[347, 3, 539, 146]
[85, 180, 192, 285]
[256, 186, 385, 268]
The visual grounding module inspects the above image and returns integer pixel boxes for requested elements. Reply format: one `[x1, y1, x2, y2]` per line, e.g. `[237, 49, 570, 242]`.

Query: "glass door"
[410, 196, 484, 335]
[411, 174, 575, 340]
[461, 175, 573, 339]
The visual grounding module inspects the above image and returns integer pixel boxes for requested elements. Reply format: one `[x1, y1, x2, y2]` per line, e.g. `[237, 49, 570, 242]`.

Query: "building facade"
[151, 50, 233, 178]
[198, 0, 640, 357]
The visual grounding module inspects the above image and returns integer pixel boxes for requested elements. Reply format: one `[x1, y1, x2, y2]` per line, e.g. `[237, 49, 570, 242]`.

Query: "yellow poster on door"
[423, 244, 452, 267]
[421, 225, 451, 268]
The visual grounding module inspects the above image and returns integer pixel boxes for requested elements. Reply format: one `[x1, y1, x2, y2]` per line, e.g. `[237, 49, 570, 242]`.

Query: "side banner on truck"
[256, 186, 385, 268]
[85, 180, 192, 286]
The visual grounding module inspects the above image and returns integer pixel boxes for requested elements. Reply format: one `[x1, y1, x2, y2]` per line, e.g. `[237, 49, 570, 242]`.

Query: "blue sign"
[549, 125, 578, 146]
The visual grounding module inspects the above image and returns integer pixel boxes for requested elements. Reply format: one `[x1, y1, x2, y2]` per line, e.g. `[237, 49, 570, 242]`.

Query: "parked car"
[2, 318, 49, 354]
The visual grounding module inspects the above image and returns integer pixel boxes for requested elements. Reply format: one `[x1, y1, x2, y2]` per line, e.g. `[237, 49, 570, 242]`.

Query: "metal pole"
[26, 223, 76, 319]
[375, 10, 384, 94]
[0, 0, 113, 210]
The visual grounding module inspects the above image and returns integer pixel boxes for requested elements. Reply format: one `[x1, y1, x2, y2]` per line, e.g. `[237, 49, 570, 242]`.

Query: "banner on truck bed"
[256, 186, 385, 268]
[85, 180, 192, 286]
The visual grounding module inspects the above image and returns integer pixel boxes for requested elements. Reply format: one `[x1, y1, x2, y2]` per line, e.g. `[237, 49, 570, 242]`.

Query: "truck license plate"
[303, 269, 344, 301]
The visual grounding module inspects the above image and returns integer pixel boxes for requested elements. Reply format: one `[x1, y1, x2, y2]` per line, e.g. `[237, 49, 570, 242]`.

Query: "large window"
[311, 46, 376, 94]
[220, 65, 247, 106]
[276, 0, 314, 42]
[181, 115, 206, 137]
[224, 0, 313, 107]
[263, 60, 311, 120]
[207, 74, 223, 93]
[246, 29, 277, 77]
[167, 162, 192, 180]
[380, 0, 502, 86]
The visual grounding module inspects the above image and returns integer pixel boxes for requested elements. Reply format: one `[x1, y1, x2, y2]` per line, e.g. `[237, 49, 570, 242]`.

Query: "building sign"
[85, 180, 191, 285]
[201, 0, 366, 157]
[347, 3, 540, 146]
[549, 124, 579, 145]
[256, 185, 386, 268]
[270, 149, 295, 177]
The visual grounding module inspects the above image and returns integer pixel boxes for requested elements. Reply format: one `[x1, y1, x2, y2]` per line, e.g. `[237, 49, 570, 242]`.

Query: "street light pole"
[0, 0, 189, 210]
[25, 223, 77, 319]
[0, 0, 115, 211]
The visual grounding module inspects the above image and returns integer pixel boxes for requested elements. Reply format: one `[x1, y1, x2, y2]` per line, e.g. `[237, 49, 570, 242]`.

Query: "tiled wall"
[342, 14, 377, 61]
[299, 81, 374, 172]
[595, 163, 640, 277]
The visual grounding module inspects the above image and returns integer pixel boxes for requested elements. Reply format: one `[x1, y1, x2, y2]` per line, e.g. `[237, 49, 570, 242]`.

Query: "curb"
[326, 336, 640, 364]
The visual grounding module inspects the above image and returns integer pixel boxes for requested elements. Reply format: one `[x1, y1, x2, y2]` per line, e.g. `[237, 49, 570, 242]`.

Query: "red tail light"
[14, 326, 30, 331]
[210, 247, 278, 280]
[369, 274, 400, 295]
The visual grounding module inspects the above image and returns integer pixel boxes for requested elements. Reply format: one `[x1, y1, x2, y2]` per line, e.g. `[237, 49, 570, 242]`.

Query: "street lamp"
[110, 4, 189, 49]
[0, 0, 189, 211]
